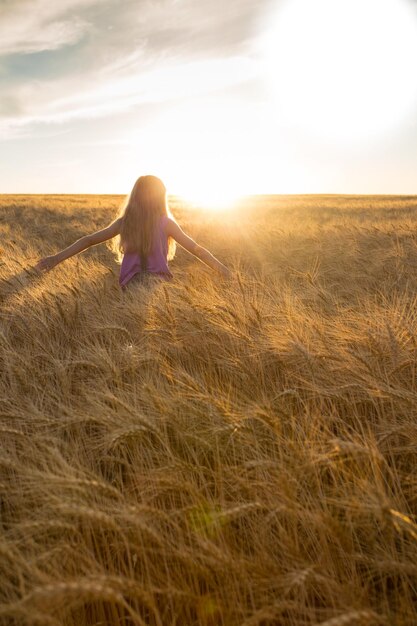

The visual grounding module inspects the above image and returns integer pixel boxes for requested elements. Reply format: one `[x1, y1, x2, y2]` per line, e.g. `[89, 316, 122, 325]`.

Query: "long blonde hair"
[113, 175, 176, 265]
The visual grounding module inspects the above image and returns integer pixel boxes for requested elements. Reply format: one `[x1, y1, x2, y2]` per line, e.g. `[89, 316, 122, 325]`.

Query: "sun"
[262, 0, 417, 143]
[177, 186, 240, 211]
[135, 99, 249, 210]
[170, 171, 241, 211]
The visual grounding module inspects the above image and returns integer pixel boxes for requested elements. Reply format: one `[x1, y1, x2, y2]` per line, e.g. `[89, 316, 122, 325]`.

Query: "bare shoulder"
[113, 216, 123, 232]
[164, 217, 198, 253]
[164, 217, 181, 236]
[104, 217, 123, 237]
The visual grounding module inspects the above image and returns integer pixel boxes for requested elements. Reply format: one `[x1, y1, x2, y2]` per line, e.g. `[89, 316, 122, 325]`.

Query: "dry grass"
[1, 193, 417, 625]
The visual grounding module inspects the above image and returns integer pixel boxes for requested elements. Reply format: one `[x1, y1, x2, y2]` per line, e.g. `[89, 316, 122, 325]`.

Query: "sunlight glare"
[131, 100, 251, 208]
[262, 0, 417, 142]
[179, 187, 240, 211]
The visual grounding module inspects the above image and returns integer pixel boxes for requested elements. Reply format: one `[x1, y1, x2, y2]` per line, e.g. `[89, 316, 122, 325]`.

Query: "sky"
[1, 0, 417, 197]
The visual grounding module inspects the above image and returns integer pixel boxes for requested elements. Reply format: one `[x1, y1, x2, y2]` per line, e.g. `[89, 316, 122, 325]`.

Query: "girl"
[35, 175, 230, 284]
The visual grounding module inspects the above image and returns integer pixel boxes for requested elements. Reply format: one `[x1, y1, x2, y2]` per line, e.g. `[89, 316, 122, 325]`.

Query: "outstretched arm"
[166, 219, 230, 278]
[35, 218, 122, 271]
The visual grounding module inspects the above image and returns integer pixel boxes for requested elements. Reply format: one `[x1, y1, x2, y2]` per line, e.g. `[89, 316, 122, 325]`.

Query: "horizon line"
[1, 192, 417, 198]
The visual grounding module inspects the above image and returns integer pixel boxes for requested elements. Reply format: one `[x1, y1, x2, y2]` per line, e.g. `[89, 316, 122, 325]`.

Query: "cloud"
[0, 0, 97, 55]
[0, 0, 269, 135]
[0, 0, 266, 58]
[0, 55, 259, 138]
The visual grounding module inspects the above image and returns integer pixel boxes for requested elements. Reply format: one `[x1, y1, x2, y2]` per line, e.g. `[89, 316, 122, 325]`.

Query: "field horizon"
[2, 192, 417, 200]
[1, 193, 417, 626]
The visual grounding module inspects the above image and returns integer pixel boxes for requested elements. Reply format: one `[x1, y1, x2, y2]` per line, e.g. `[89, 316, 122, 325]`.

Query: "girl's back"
[119, 214, 172, 286]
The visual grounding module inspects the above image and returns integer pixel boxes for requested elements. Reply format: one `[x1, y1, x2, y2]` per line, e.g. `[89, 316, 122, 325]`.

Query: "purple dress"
[119, 215, 173, 286]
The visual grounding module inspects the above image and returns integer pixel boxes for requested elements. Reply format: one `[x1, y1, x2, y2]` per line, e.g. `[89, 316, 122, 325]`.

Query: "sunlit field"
[1, 194, 417, 626]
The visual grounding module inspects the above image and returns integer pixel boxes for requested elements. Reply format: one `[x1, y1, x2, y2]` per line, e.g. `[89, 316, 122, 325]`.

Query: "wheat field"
[1, 194, 417, 626]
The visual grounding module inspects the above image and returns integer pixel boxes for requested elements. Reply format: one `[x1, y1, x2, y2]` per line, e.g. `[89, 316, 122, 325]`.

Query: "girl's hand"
[35, 255, 58, 272]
